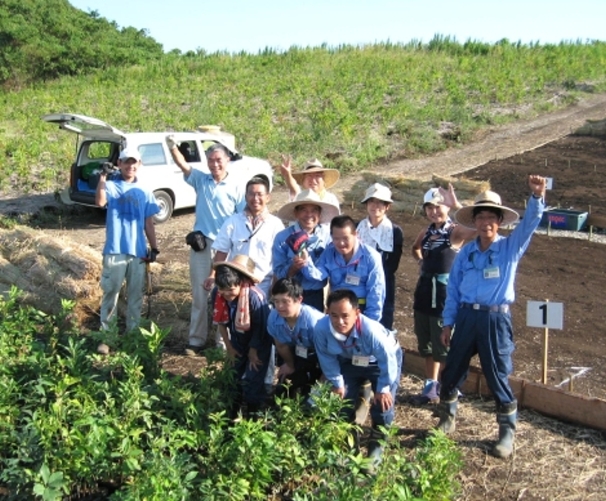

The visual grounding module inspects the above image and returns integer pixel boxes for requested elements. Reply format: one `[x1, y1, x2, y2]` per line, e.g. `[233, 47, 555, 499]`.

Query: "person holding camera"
[95, 148, 160, 345]
[166, 136, 246, 355]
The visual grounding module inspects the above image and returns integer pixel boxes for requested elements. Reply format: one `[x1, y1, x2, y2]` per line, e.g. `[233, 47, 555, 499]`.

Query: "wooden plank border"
[404, 349, 606, 431]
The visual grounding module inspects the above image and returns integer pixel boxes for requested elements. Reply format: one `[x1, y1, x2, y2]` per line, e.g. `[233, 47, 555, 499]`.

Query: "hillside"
[0, 0, 163, 87]
[1, 37, 606, 197]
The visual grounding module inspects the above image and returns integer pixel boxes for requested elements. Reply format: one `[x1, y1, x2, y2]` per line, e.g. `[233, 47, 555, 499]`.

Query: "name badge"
[345, 274, 360, 286]
[352, 355, 370, 367]
[484, 266, 500, 279]
[295, 344, 308, 359]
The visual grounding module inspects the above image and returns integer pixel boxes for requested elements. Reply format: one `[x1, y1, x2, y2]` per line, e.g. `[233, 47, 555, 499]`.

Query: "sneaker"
[410, 379, 440, 406]
[97, 343, 110, 355]
[184, 345, 203, 357]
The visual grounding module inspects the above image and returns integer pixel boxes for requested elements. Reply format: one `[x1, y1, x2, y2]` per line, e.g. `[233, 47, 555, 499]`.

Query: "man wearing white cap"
[436, 175, 547, 459]
[357, 183, 403, 330]
[95, 147, 160, 344]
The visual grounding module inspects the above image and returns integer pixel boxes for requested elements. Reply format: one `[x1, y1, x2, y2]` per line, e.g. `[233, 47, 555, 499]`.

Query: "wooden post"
[412, 202, 418, 217]
[569, 373, 574, 392]
[542, 299, 550, 385]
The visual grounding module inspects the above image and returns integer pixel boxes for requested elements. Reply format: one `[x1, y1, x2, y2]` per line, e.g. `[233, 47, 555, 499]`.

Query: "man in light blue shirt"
[268, 278, 326, 397]
[166, 137, 245, 353]
[273, 189, 338, 311]
[96, 147, 160, 339]
[437, 175, 547, 459]
[314, 289, 402, 466]
[301, 215, 385, 321]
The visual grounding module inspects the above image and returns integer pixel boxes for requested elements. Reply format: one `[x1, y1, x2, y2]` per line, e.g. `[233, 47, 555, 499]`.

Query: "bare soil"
[2, 95, 606, 500]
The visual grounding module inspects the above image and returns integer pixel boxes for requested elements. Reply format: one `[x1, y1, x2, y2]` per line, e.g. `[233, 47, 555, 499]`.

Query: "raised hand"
[528, 175, 547, 198]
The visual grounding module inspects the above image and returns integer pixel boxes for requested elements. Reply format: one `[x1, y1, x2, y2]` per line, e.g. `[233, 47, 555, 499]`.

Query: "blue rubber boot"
[492, 401, 517, 458]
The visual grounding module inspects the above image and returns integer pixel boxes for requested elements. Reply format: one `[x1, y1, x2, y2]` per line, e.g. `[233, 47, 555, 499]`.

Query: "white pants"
[100, 254, 146, 332]
[189, 243, 221, 347]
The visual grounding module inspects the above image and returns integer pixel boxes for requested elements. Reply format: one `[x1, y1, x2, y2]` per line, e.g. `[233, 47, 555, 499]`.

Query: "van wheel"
[153, 190, 173, 224]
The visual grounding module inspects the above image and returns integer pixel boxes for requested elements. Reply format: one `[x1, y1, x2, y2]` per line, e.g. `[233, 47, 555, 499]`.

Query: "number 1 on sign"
[527, 301, 564, 330]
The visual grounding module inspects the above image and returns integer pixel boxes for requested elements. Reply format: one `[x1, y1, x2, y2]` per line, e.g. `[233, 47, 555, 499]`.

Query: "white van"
[43, 113, 274, 223]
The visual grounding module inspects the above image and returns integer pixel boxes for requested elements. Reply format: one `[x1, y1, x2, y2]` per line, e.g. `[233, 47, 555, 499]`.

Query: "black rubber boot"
[365, 428, 386, 474]
[492, 401, 517, 458]
[436, 394, 458, 434]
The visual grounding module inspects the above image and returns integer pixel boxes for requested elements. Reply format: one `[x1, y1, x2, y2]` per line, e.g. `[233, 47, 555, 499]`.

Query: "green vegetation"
[0, 287, 462, 500]
[0, 0, 163, 87]
[2, 36, 606, 195]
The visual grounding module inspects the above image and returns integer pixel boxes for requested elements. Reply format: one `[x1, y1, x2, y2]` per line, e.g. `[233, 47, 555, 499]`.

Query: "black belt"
[461, 303, 509, 313]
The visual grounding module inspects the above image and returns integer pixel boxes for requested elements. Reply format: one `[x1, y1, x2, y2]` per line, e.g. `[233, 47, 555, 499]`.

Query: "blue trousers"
[231, 337, 273, 406]
[340, 346, 403, 427]
[440, 307, 515, 406]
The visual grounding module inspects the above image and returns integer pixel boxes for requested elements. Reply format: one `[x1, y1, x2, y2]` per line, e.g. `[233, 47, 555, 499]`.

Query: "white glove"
[165, 135, 178, 150]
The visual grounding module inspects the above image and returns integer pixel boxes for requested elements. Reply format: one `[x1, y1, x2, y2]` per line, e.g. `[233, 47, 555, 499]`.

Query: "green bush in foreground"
[0, 287, 462, 500]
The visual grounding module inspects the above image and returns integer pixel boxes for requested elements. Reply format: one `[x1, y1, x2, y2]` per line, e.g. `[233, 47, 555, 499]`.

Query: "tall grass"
[2, 37, 606, 193]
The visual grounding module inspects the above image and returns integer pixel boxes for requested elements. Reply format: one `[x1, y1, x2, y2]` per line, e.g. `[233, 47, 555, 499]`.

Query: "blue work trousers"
[440, 307, 515, 406]
[231, 337, 273, 406]
[339, 345, 403, 427]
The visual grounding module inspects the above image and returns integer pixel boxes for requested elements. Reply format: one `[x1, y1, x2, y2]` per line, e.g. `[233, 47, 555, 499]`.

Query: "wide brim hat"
[292, 159, 340, 189]
[213, 254, 261, 283]
[361, 183, 393, 204]
[454, 190, 520, 229]
[423, 187, 444, 207]
[277, 188, 340, 225]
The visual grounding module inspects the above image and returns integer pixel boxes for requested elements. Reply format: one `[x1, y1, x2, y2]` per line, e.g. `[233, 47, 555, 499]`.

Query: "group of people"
[95, 136, 547, 462]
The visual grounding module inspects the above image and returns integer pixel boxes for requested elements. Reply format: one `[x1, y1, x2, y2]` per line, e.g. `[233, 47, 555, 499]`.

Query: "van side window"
[178, 141, 200, 163]
[139, 143, 166, 166]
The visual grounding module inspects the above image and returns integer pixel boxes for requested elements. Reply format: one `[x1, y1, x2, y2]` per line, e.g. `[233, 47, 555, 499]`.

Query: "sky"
[68, 0, 606, 54]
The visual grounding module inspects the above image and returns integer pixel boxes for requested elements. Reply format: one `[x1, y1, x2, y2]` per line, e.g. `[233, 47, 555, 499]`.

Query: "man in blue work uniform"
[273, 190, 338, 311]
[314, 289, 402, 466]
[437, 175, 547, 459]
[301, 215, 385, 321]
[268, 278, 326, 397]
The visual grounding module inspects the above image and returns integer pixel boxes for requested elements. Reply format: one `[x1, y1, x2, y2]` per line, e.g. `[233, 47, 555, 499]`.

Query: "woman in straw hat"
[409, 184, 476, 405]
[279, 155, 341, 210]
[356, 183, 403, 330]
[273, 189, 340, 311]
[211, 254, 273, 416]
[436, 175, 547, 459]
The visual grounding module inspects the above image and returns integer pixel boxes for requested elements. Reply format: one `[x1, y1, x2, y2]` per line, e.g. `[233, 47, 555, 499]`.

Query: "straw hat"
[277, 189, 340, 224]
[423, 188, 444, 207]
[213, 255, 261, 283]
[361, 183, 393, 204]
[292, 159, 340, 189]
[454, 190, 519, 229]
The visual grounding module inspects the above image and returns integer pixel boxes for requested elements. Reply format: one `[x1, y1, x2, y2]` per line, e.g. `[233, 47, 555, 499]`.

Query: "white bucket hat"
[277, 189, 340, 224]
[361, 183, 393, 204]
[455, 190, 519, 228]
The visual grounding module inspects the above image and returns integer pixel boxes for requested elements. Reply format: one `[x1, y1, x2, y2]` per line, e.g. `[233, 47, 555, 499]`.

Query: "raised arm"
[278, 154, 301, 200]
[166, 135, 192, 177]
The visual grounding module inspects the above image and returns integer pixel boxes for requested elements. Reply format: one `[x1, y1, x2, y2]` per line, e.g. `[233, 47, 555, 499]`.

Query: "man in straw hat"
[166, 136, 245, 356]
[436, 175, 547, 459]
[273, 189, 339, 311]
[211, 255, 273, 416]
[301, 215, 386, 322]
[410, 184, 475, 405]
[279, 156, 341, 210]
